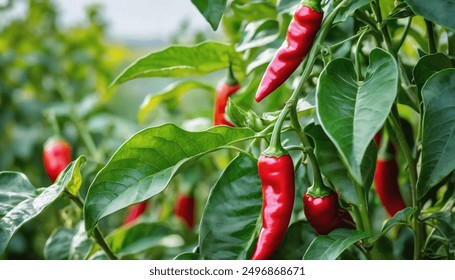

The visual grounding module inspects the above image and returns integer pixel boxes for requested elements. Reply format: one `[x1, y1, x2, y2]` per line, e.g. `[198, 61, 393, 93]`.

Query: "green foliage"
[1, 0, 455, 261]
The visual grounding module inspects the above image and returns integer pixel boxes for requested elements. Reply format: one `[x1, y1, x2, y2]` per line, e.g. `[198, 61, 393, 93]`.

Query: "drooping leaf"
[111, 42, 243, 86]
[0, 157, 86, 254]
[84, 124, 255, 233]
[422, 211, 455, 246]
[372, 208, 415, 242]
[138, 81, 214, 123]
[199, 154, 262, 260]
[304, 124, 377, 204]
[417, 69, 455, 198]
[237, 19, 279, 51]
[316, 48, 398, 184]
[191, 0, 227, 30]
[403, 0, 455, 31]
[303, 228, 369, 260]
[413, 53, 453, 91]
[62, 156, 86, 197]
[0, 172, 37, 217]
[336, 0, 373, 23]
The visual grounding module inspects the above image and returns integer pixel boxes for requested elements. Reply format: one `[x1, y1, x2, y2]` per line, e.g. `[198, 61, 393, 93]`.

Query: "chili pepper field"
[1, 0, 455, 262]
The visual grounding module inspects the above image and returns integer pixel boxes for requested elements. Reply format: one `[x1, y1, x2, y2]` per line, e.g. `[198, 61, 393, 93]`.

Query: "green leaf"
[174, 252, 201, 260]
[237, 19, 279, 51]
[336, 0, 373, 23]
[304, 124, 377, 204]
[0, 175, 61, 254]
[138, 81, 214, 123]
[316, 48, 398, 184]
[0, 157, 86, 254]
[418, 69, 455, 198]
[191, 0, 227, 30]
[303, 228, 369, 260]
[105, 222, 183, 257]
[422, 211, 455, 246]
[372, 207, 415, 242]
[413, 53, 453, 91]
[272, 221, 317, 260]
[61, 156, 86, 196]
[44, 227, 75, 260]
[199, 154, 262, 260]
[43, 222, 92, 260]
[277, 0, 300, 13]
[111, 41, 242, 86]
[0, 172, 37, 217]
[403, 0, 455, 31]
[84, 124, 255, 233]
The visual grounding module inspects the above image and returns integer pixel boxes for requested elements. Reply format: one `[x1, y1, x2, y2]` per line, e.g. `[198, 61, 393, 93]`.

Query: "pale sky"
[1, 0, 217, 40]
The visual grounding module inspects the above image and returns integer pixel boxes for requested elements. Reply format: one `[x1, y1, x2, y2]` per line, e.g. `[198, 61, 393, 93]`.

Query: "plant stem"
[66, 192, 118, 260]
[355, 182, 373, 236]
[387, 110, 422, 259]
[371, 0, 393, 51]
[425, 19, 437, 53]
[290, 109, 325, 188]
[394, 17, 413, 54]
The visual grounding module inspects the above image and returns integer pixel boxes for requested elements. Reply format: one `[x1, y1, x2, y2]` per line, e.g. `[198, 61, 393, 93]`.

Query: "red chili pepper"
[255, 0, 323, 102]
[214, 65, 240, 126]
[43, 137, 72, 182]
[303, 190, 355, 235]
[374, 138, 406, 217]
[251, 153, 295, 260]
[174, 194, 195, 228]
[124, 201, 148, 225]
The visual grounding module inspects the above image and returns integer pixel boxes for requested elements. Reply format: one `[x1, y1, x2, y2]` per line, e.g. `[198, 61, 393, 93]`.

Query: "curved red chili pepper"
[303, 191, 355, 235]
[374, 155, 406, 217]
[43, 138, 72, 182]
[214, 65, 240, 126]
[124, 201, 148, 225]
[373, 131, 406, 217]
[174, 194, 195, 228]
[255, 0, 323, 102]
[251, 154, 295, 260]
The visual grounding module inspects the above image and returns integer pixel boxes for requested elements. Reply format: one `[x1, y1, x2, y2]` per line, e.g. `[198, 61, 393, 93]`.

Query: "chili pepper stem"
[387, 111, 422, 259]
[65, 192, 119, 260]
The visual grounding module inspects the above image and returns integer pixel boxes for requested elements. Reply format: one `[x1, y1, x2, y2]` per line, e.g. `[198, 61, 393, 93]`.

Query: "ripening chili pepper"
[255, 0, 324, 102]
[174, 194, 195, 228]
[374, 136, 406, 217]
[43, 137, 72, 182]
[214, 64, 240, 126]
[124, 201, 148, 225]
[251, 153, 295, 260]
[303, 188, 355, 235]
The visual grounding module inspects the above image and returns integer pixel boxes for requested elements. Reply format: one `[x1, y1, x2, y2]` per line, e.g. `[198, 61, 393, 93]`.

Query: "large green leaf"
[199, 154, 262, 260]
[84, 124, 255, 233]
[304, 124, 377, 204]
[191, 0, 227, 30]
[403, 0, 455, 31]
[413, 53, 453, 91]
[111, 41, 242, 86]
[418, 69, 455, 198]
[316, 48, 398, 184]
[303, 228, 369, 260]
[138, 81, 214, 123]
